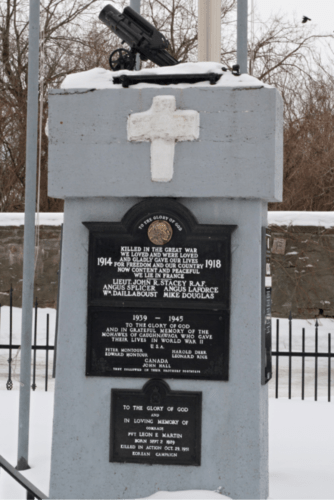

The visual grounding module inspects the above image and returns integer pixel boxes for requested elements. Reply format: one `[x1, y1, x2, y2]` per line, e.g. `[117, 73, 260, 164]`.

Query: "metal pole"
[130, 0, 141, 70]
[52, 224, 63, 379]
[17, 0, 40, 471]
[237, 0, 248, 74]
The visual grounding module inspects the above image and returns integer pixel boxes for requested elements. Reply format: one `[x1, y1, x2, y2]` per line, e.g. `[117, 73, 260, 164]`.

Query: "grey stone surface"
[49, 197, 268, 500]
[270, 225, 334, 318]
[0, 226, 61, 308]
[48, 87, 283, 201]
[48, 84, 283, 499]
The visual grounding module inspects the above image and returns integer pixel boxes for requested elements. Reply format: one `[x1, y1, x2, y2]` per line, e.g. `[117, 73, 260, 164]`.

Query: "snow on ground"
[1, 306, 333, 400]
[269, 317, 334, 400]
[0, 213, 63, 226]
[0, 307, 56, 392]
[1, 392, 334, 499]
[268, 211, 334, 228]
[1, 307, 334, 498]
[269, 399, 334, 499]
[1, 211, 334, 228]
[60, 62, 271, 90]
[0, 391, 54, 499]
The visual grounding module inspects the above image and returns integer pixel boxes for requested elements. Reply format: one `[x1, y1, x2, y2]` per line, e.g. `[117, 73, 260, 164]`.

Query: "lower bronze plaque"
[110, 379, 202, 466]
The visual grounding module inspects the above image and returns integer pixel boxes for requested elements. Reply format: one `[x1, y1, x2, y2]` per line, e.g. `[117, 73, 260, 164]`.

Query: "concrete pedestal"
[48, 84, 282, 499]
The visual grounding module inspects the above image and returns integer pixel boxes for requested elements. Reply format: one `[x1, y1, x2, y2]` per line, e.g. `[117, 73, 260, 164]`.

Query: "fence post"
[275, 319, 279, 398]
[31, 300, 38, 392]
[6, 286, 13, 391]
[301, 328, 305, 400]
[315, 319, 318, 402]
[45, 314, 49, 392]
[288, 311, 292, 399]
[328, 333, 331, 403]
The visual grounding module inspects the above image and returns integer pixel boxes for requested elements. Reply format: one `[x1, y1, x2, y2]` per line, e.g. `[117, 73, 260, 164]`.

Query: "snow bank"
[0, 391, 54, 499]
[2, 212, 334, 228]
[1, 393, 334, 500]
[61, 62, 271, 90]
[0, 213, 63, 226]
[144, 491, 228, 499]
[268, 211, 334, 228]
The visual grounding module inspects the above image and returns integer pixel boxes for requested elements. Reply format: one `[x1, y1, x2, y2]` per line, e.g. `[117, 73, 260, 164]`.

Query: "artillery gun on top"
[99, 4, 238, 87]
[99, 4, 179, 71]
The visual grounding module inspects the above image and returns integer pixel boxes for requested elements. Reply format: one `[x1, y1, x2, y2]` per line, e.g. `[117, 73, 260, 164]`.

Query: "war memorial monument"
[47, 4, 283, 499]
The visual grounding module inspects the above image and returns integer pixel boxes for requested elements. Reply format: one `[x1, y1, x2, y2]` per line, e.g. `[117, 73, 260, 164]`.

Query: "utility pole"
[130, 0, 141, 70]
[198, 0, 221, 62]
[237, 0, 248, 74]
[17, 0, 40, 471]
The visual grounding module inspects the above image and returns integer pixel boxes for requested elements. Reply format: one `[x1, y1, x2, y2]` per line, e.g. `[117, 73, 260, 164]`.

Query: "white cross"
[127, 95, 200, 182]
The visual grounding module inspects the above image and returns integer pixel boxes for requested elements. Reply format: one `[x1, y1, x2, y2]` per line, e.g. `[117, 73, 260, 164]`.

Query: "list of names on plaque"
[87, 308, 228, 379]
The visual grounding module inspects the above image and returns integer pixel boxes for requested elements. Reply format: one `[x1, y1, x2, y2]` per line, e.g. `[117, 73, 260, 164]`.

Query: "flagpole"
[237, 0, 248, 73]
[130, 0, 141, 70]
[17, 0, 40, 471]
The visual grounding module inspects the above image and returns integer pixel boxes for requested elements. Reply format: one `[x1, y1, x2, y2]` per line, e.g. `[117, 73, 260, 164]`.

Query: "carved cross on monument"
[127, 95, 200, 182]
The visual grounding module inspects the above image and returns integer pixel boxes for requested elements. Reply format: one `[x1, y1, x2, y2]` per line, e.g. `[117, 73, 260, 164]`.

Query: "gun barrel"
[148, 50, 178, 67]
[98, 4, 119, 28]
[123, 7, 155, 38]
[99, 5, 140, 48]
[99, 4, 178, 68]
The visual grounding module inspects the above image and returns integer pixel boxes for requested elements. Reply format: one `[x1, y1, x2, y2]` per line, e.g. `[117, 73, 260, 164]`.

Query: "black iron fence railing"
[1, 288, 333, 400]
[0, 287, 55, 392]
[272, 314, 333, 402]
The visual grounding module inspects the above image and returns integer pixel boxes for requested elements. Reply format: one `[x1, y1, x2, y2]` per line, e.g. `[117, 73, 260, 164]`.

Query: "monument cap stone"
[48, 63, 282, 201]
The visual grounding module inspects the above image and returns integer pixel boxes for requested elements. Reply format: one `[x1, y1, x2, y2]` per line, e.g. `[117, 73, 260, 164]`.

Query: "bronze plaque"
[84, 199, 236, 381]
[110, 379, 202, 465]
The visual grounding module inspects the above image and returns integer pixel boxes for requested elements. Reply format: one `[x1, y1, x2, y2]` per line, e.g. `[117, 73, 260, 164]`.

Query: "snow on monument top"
[61, 62, 272, 90]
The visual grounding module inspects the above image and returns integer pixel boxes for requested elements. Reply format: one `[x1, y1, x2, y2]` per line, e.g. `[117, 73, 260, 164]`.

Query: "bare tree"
[249, 12, 334, 117]
[270, 80, 334, 211]
[1, 0, 334, 212]
[0, 0, 102, 212]
[245, 10, 334, 212]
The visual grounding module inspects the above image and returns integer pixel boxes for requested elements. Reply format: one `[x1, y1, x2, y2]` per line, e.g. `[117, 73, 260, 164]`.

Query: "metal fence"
[272, 313, 333, 402]
[1, 289, 334, 400]
[0, 287, 55, 392]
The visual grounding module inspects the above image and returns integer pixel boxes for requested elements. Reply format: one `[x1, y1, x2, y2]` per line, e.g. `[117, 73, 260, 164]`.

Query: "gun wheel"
[109, 48, 136, 71]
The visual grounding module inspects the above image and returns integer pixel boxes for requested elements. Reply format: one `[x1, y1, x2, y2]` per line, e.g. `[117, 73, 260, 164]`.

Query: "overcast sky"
[93, 1, 334, 36]
[255, 0, 334, 35]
